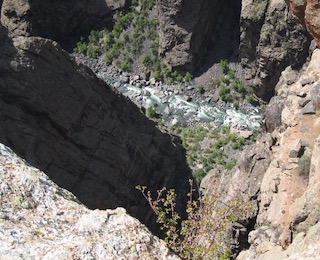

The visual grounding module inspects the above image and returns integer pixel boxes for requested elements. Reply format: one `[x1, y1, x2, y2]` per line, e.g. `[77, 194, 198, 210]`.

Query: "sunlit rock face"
[287, 0, 320, 46]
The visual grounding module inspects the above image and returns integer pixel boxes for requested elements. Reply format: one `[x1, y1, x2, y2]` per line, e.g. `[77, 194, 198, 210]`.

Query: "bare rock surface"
[157, 0, 225, 72]
[0, 143, 179, 260]
[240, 0, 310, 100]
[237, 48, 320, 260]
[288, 0, 320, 46]
[0, 23, 191, 232]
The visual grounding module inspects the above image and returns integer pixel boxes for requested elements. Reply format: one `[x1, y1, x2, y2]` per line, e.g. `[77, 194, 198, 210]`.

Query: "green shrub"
[141, 54, 152, 68]
[153, 70, 162, 81]
[103, 52, 113, 64]
[86, 46, 97, 58]
[226, 159, 237, 170]
[194, 169, 206, 184]
[297, 154, 311, 177]
[227, 69, 236, 79]
[198, 85, 205, 94]
[184, 72, 193, 82]
[220, 59, 229, 74]
[246, 95, 255, 104]
[146, 106, 157, 118]
[74, 38, 87, 54]
[120, 56, 133, 72]
[219, 84, 230, 97]
[232, 101, 239, 109]
[136, 182, 251, 259]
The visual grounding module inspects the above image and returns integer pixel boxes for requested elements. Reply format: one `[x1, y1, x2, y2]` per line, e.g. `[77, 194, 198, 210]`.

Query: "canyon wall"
[287, 0, 320, 46]
[157, 0, 229, 72]
[1, 0, 127, 41]
[239, 0, 310, 100]
[0, 21, 191, 232]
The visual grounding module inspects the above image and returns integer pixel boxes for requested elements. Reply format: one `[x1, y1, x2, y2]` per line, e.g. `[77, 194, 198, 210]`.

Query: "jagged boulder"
[0, 23, 191, 232]
[1, 0, 127, 39]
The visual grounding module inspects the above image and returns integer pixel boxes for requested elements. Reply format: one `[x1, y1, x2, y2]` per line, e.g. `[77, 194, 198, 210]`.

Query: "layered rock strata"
[0, 23, 191, 231]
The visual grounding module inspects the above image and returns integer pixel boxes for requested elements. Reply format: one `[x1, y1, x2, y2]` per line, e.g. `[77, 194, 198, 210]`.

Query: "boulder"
[263, 96, 285, 132]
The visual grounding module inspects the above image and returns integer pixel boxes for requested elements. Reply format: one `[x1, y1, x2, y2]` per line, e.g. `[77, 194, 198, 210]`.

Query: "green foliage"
[73, 0, 160, 74]
[198, 85, 205, 94]
[74, 37, 87, 54]
[120, 56, 133, 72]
[146, 106, 157, 118]
[216, 60, 258, 105]
[219, 84, 232, 102]
[171, 125, 257, 183]
[141, 54, 152, 68]
[184, 72, 193, 82]
[297, 153, 311, 177]
[226, 159, 237, 170]
[136, 182, 252, 259]
[153, 70, 162, 81]
[246, 95, 255, 104]
[220, 59, 229, 74]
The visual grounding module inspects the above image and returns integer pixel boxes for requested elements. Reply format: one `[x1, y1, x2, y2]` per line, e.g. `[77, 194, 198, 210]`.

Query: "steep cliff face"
[237, 49, 320, 259]
[1, 0, 127, 41]
[240, 0, 311, 100]
[157, 0, 238, 72]
[158, 0, 310, 100]
[287, 0, 320, 46]
[0, 23, 191, 231]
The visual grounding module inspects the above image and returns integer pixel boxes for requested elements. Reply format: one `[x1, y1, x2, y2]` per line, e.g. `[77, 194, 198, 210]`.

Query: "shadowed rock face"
[1, 0, 127, 41]
[0, 23, 191, 232]
[157, 0, 234, 72]
[240, 0, 311, 100]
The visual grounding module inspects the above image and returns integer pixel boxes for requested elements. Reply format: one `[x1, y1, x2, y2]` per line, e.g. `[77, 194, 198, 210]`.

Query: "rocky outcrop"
[200, 49, 320, 258]
[0, 143, 179, 259]
[0, 23, 191, 232]
[1, 0, 127, 40]
[157, 0, 236, 72]
[237, 48, 320, 259]
[200, 134, 273, 258]
[287, 0, 320, 46]
[240, 0, 311, 100]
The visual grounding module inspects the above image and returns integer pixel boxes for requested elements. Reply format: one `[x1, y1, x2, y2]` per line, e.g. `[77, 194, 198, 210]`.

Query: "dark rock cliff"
[0, 23, 191, 232]
[239, 0, 311, 100]
[157, 0, 311, 100]
[1, 0, 311, 100]
[157, 0, 227, 72]
[1, 0, 128, 45]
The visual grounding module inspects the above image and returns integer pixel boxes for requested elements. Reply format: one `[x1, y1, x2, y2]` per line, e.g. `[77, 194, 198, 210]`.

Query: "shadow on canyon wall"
[0, 22, 193, 235]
